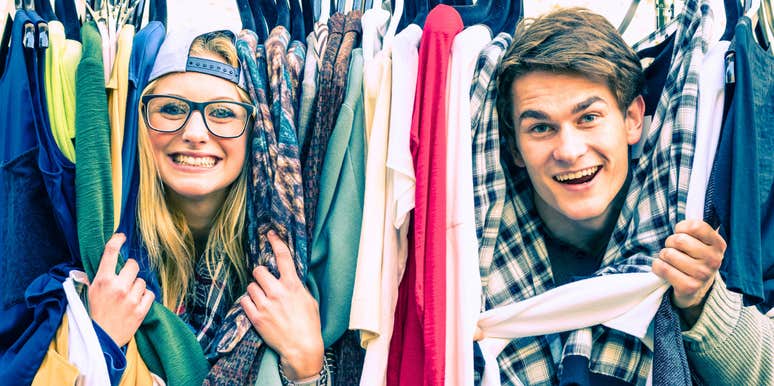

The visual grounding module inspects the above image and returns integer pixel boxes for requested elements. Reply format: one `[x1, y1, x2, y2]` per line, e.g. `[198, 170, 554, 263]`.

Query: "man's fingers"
[98, 233, 126, 277]
[674, 220, 726, 250]
[267, 231, 299, 283]
[658, 248, 714, 282]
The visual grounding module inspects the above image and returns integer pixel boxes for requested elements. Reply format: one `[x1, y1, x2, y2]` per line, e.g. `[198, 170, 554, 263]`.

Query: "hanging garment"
[60, 272, 112, 386]
[44, 21, 81, 163]
[107, 24, 135, 231]
[480, 0, 711, 384]
[31, 314, 80, 385]
[444, 24, 490, 386]
[0, 264, 70, 384]
[75, 21, 209, 385]
[360, 8, 390, 144]
[387, 6, 463, 386]
[478, 273, 668, 385]
[360, 8, 390, 62]
[705, 16, 774, 310]
[357, 23, 421, 386]
[309, 47, 365, 348]
[297, 21, 329, 146]
[0, 10, 70, 310]
[27, 9, 80, 266]
[350, 23, 393, 347]
[302, 12, 362, 242]
[117, 21, 166, 297]
[204, 26, 309, 385]
[1, 14, 73, 381]
[470, 32, 511, 307]
[684, 40, 730, 219]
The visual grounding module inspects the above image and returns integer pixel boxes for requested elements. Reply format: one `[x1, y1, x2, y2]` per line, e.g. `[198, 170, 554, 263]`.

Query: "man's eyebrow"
[572, 96, 606, 114]
[519, 110, 550, 121]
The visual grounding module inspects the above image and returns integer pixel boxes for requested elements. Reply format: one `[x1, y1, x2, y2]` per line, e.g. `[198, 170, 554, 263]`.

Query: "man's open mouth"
[553, 165, 602, 185]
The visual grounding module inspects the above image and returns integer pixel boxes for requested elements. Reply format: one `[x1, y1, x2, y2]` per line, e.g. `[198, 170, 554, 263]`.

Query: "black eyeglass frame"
[141, 94, 256, 139]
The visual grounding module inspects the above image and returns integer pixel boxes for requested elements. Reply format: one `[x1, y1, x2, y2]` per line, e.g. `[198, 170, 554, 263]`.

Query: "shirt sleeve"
[682, 274, 774, 385]
[92, 320, 127, 386]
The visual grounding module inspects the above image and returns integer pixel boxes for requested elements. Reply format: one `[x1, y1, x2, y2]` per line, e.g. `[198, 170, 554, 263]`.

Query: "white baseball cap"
[148, 25, 247, 91]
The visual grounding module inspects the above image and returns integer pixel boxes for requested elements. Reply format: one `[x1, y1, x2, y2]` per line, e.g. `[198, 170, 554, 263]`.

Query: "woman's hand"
[653, 219, 727, 327]
[240, 231, 325, 380]
[88, 233, 155, 347]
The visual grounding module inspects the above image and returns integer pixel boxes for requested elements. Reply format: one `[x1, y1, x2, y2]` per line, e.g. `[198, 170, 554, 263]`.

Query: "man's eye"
[530, 124, 552, 134]
[580, 114, 598, 123]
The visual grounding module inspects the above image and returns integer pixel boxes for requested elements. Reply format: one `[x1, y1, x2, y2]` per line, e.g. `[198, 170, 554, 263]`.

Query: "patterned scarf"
[180, 26, 309, 385]
[482, 1, 712, 384]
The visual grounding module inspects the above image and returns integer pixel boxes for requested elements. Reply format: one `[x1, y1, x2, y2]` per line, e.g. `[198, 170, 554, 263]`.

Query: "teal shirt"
[308, 48, 366, 347]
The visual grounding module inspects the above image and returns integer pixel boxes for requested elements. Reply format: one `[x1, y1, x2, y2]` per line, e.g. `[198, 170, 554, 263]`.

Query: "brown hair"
[496, 7, 644, 162]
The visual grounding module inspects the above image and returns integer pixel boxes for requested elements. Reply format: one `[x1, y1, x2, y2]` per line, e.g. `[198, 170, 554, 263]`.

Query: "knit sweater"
[683, 275, 773, 385]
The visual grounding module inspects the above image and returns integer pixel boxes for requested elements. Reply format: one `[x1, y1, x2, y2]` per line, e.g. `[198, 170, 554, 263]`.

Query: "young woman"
[86, 27, 328, 384]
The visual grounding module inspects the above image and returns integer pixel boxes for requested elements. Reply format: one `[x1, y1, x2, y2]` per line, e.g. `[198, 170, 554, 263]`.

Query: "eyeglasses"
[141, 94, 256, 139]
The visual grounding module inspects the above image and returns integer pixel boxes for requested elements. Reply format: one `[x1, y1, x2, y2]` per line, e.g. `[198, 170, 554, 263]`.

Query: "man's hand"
[88, 233, 154, 346]
[652, 219, 726, 327]
[240, 231, 324, 381]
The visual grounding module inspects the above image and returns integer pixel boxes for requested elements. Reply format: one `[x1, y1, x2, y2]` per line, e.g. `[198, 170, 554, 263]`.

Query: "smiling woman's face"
[146, 66, 248, 206]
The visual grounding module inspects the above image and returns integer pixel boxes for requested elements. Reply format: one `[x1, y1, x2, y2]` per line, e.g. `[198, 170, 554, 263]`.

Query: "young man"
[483, 7, 773, 385]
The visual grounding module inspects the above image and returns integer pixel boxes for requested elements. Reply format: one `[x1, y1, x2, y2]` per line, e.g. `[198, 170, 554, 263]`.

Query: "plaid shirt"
[481, 1, 712, 384]
[470, 33, 512, 296]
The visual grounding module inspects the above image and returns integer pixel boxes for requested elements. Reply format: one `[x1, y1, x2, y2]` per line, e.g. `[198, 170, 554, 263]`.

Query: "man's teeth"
[173, 154, 216, 168]
[555, 166, 599, 182]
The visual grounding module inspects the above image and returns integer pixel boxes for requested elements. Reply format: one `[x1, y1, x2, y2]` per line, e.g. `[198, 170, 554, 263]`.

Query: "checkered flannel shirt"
[479, 1, 713, 384]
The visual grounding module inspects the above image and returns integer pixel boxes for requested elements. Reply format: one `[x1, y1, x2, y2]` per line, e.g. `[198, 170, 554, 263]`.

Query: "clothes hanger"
[409, 0, 428, 28]
[759, 0, 774, 48]
[319, 0, 331, 23]
[128, 0, 144, 27]
[383, 0, 402, 44]
[396, 0, 414, 31]
[289, 0, 305, 40]
[719, 0, 741, 41]
[148, 0, 166, 28]
[255, 0, 277, 29]
[499, 0, 521, 35]
[480, 0, 509, 33]
[35, 0, 57, 21]
[0, 13, 12, 76]
[276, 0, 290, 31]
[236, 0, 257, 32]
[301, 0, 313, 33]
[618, 0, 640, 35]
[55, 0, 81, 40]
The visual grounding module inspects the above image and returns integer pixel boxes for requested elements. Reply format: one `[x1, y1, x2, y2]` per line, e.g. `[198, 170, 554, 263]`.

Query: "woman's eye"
[209, 106, 237, 120]
[159, 103, 188, 116]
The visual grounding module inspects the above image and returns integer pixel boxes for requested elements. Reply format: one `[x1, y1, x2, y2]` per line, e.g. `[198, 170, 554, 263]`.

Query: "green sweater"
[76, 22, 209, 384]
[683, 275, 774, 384]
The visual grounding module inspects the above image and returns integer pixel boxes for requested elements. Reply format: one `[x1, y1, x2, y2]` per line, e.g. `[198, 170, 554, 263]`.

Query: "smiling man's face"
[510, 71, 644, 230]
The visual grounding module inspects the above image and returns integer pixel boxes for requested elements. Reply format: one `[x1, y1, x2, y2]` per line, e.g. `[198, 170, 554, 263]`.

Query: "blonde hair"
[137, 32, 251, 310]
